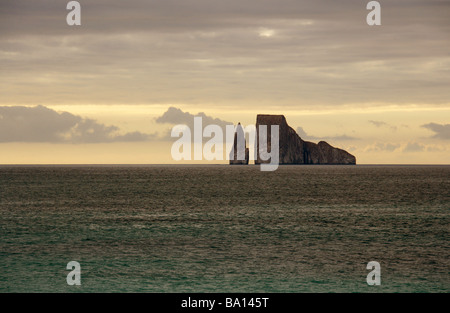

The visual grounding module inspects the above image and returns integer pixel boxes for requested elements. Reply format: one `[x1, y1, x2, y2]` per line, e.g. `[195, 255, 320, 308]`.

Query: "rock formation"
[254, 114, 356, 165]
[229, 123, 249, 165]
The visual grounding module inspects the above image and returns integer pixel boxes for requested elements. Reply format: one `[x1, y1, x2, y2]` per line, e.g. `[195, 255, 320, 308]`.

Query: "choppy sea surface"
[0, 165, 448, 293]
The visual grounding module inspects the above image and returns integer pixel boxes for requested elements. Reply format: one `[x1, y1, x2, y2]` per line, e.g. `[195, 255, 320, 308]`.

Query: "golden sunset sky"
[0, 0, 449, 164]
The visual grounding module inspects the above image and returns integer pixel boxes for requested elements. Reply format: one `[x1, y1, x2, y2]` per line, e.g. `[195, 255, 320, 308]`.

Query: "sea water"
[0, 165, 448, 292]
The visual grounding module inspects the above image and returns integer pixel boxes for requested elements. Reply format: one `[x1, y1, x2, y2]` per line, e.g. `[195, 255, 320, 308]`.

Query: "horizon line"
[0, 163, 448, 167]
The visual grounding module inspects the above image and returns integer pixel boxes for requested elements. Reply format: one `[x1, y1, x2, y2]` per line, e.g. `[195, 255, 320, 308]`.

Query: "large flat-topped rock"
[255, 114, 356, 165]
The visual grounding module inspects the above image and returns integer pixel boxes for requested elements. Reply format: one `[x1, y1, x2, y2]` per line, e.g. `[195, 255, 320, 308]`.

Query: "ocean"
[0, 165, 448, 292]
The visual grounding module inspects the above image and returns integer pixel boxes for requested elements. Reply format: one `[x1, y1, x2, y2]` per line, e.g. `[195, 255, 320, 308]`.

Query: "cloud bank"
[422, 123, 450, 140]
[156, 106, 232, 128]
[0, 105, 155, 143]
[155, 106, 233, 140]
[1, 0, 449, 107]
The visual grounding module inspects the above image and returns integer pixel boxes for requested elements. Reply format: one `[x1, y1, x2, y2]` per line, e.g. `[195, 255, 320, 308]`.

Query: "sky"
[0, 0, 449, 164]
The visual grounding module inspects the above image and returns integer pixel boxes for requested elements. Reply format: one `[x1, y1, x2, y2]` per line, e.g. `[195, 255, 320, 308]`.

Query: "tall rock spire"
[229, 123, 249, 165]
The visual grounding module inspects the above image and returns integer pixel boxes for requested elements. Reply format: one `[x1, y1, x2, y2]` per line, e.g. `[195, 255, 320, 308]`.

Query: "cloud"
[0, 105, 155, 143]
[258, 28, 276, 38]
[156, 106, 232, 128]
[402, 142, 425, 152]
[368, 120, 397, 131]
[328, 135, 359, 141]
[156, 106, 234, 140]
[296, 126, 318, 140]
[369, 120, 388, 128]
[365, 142, 400, 152]
[426, 145, 446, 152]
[365, 141, 446, 153]
[1, 1, 449, 107]
[296, 126, 358, 141]
[422, 123, 450, 140]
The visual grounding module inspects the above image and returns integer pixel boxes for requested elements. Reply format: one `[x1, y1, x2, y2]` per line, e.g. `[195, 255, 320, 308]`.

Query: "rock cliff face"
[254, 114, 356, 165]
[229, 123, 249, 165]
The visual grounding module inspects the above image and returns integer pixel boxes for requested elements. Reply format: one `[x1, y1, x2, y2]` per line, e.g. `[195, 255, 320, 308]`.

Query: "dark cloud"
[422, 123, 450, 140]
[0, 1, 449, 107]
[2, 1, 449, 37]
[0, 105, 155, 143]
